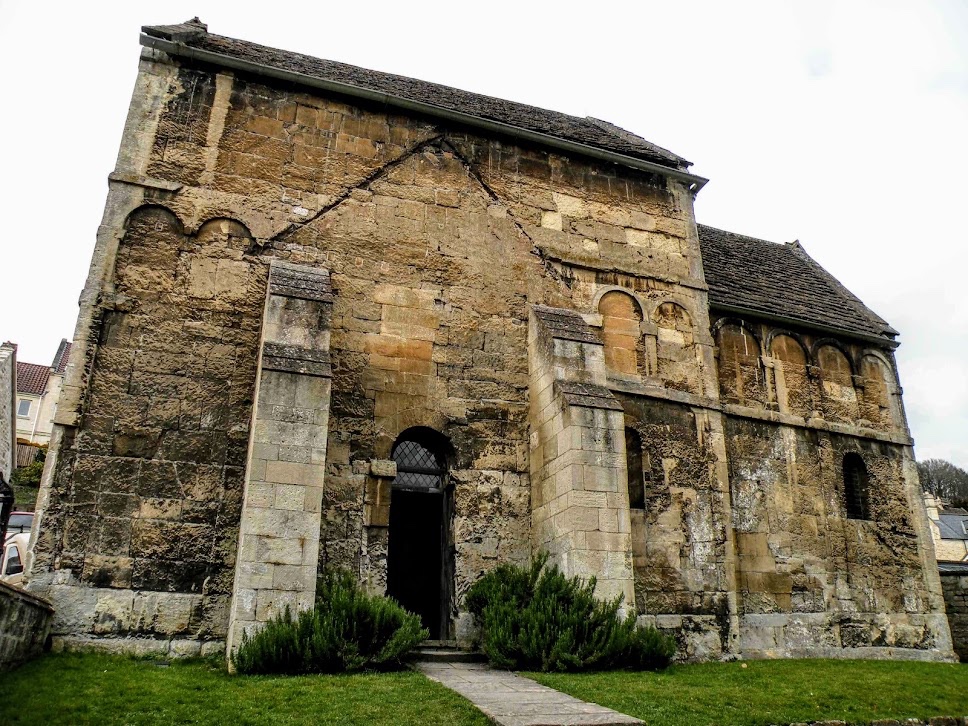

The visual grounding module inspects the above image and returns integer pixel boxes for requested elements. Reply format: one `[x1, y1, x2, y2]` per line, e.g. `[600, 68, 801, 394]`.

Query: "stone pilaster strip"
[528, 304, 634, 608]
[226, 260, 334, 661]
[261, 343, 332, 378]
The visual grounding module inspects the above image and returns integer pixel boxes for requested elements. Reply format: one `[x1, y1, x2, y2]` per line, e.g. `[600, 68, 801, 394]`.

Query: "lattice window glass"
[392, 438, 444, 492]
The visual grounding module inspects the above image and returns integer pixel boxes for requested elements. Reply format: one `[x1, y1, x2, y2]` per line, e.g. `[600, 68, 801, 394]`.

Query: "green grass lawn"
[4, 653, 967, 725]
[530, 658, 968, 726]
[0, 653, 490, 726]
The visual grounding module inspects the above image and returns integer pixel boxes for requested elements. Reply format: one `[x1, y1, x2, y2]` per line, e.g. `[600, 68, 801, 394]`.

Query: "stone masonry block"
[369, 459, 397, 478]
[264, 460, 324, 487]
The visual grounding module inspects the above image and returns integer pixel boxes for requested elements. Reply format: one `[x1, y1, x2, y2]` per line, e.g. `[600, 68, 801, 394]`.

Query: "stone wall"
[711, 312, 951, 658]
[0, 580, 53, 670]
[619, 395, 733, 660]
[24, 39, 953, 662]
[941, 572, 968, 662]
[0, 342, 15, 481]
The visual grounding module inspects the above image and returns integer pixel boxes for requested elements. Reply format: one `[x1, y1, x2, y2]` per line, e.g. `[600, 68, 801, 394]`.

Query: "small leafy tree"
[919, 458, 968, 509]
[465, 553, 675, 672]
[231, 570, 428, 675]
[11, 445, 46, 486]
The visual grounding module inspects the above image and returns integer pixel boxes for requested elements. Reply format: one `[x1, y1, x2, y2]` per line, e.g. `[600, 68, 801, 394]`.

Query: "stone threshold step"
[421, 639, 459, 648]
[413, 648, 486, 663]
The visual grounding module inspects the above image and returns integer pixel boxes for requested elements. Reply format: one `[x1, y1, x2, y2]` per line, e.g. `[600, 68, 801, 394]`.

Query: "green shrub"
[231, 570, 428, 675]
[465, 553, 675, 672]
[11, 460, 44, 486]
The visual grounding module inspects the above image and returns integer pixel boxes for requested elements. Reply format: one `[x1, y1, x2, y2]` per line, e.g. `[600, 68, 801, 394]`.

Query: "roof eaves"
[139, 26, 708, 192]
[707, 300, 900, 349]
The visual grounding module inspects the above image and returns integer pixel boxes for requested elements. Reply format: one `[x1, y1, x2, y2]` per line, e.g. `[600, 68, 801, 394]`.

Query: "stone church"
[25, 19, 954, 662]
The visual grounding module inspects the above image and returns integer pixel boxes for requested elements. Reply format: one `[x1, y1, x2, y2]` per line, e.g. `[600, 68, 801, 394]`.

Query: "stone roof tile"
[141, 21, 690, 171]
[698, 224, 896, 343]
[52, 340, 71, 375]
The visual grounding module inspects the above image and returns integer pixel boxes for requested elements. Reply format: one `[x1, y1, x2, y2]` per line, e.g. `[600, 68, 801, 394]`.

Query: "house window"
[843, 452, 871, 520]
[17, 399, 30, 417]
[626, 427, 645, 509]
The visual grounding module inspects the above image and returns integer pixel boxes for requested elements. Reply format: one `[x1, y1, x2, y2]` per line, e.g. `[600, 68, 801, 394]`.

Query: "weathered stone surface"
[941, 573, 968, 662]
[24, 23, 952, 664]
[0, 581, 53, 671]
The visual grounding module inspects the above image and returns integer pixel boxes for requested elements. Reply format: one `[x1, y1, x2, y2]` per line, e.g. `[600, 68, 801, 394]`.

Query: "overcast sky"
[1, 1, 966, 467]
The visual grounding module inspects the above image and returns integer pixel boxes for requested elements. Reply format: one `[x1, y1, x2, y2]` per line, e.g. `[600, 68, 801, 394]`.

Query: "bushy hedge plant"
[231, 570, 428, 675]
[464, 554, 675, 672]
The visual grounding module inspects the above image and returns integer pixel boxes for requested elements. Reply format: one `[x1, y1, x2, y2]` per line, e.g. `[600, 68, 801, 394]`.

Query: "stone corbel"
[807, 365, 822, 380]
[851, 375, 866, 390]
[694, 331, 716, 347]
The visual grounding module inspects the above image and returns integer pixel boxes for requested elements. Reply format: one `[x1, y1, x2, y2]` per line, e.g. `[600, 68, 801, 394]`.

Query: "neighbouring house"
[924, 492, 968, 563]
[924, 494, 968, 661]
[24, 19, 954, 663]
[15, 340, 72, 453]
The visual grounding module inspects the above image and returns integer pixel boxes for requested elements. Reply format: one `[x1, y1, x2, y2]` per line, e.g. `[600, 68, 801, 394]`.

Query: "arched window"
[843, 453, 871, 520]
[625, 428, 645, 509]
[391, 428, 447, 492]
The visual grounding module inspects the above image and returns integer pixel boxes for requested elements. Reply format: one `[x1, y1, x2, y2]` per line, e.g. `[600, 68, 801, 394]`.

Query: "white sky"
[1, 1, 966, 467]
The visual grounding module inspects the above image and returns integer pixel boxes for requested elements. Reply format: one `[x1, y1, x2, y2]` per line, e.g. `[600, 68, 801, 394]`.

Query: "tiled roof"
[698, 225, 897, 343]
[52, 339, 71, 374]
[939, 561, 968, 574]
[16, 362, 49, 396]
[141, 20, 691, 171]
[937, 514, 968, 541]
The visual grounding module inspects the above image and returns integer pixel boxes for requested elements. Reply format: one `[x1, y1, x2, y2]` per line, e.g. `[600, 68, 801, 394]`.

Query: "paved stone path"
[417, 661, 642, 726]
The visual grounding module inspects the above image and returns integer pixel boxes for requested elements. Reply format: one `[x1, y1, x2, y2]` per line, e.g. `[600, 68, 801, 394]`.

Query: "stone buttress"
[528, 305, 635, 607]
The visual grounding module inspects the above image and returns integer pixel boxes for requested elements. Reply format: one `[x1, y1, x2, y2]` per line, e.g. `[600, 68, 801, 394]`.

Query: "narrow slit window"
[843, 452, 871, 520]
[626, 427, 645, 509]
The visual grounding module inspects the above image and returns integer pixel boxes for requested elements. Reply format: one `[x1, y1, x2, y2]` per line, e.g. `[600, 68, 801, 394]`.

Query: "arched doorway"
[386, 427, 453, 639]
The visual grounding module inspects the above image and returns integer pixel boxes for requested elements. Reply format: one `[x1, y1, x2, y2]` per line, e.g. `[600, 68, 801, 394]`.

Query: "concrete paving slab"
[417, 661, 642, 726]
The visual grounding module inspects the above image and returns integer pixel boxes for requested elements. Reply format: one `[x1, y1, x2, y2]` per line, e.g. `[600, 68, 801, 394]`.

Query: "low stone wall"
[28, 574, 226, 658]
[941, 571, 968, 662]
[0, 580, 54, 670]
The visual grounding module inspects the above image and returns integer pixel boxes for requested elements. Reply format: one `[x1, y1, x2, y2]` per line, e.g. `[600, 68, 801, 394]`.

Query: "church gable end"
[25, 20, 953, 664]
